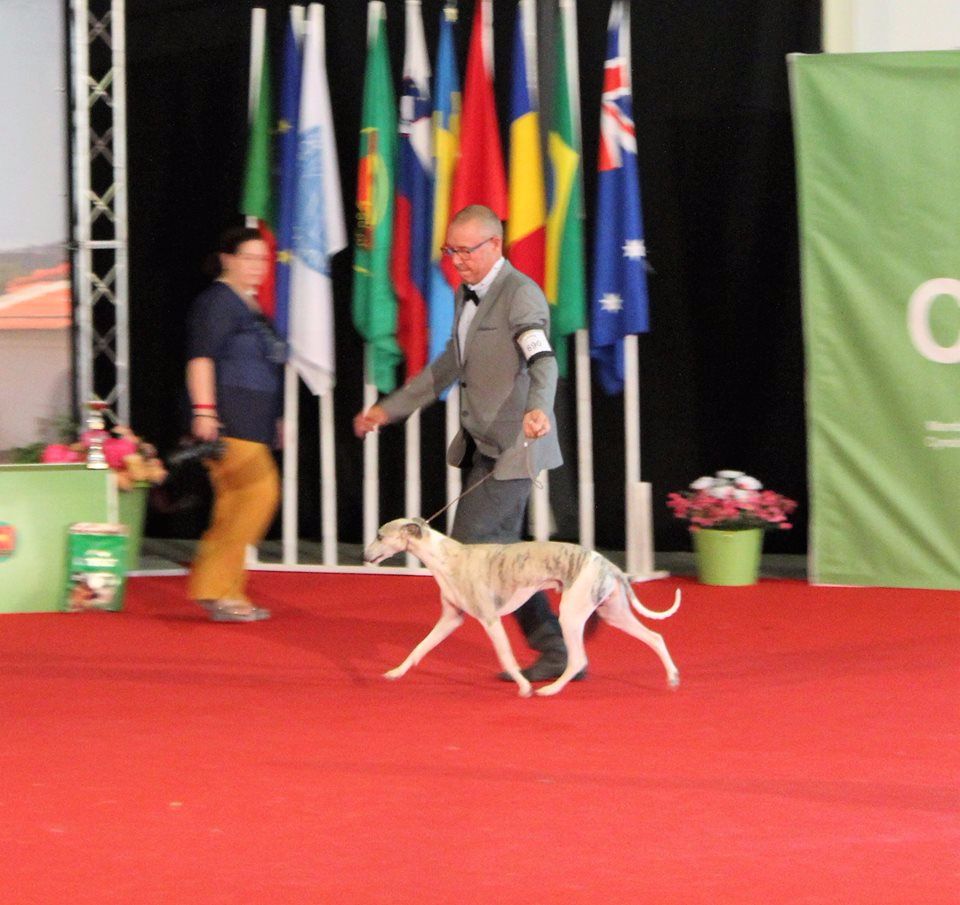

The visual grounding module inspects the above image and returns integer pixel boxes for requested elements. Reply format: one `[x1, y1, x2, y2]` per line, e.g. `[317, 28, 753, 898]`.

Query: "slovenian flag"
[390, 0, 432, 381]
[506, 0, 546, 288]
[590, 0, 650, 395]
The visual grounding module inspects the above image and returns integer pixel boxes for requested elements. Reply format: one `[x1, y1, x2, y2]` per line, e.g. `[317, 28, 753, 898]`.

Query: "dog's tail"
[624, 580, 681, 621]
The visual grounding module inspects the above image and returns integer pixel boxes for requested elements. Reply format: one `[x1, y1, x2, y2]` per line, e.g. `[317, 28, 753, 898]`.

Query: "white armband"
[515, 328, 554, 364]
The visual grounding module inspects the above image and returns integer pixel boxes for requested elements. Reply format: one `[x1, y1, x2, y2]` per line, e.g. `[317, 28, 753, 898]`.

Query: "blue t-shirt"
[186, 281, 284, 444]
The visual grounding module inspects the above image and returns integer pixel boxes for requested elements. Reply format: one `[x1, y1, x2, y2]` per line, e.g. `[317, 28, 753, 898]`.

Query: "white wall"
[0, 331, 72, 449]
[824, 0, 960, 53]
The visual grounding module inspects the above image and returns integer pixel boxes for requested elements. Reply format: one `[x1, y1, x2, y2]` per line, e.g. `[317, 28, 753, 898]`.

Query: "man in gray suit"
[353, 204, 576, 682]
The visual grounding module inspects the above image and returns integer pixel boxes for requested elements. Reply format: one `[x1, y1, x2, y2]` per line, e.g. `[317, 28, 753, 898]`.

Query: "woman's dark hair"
[203, 225, 263, 277]
[217, 225, 263, 255]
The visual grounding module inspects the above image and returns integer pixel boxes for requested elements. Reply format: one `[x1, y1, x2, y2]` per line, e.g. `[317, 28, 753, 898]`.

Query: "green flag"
[242, 12, 274, 227]
[792, 50, 960, 589]
[352, 1, 400, 394]
[241, 9, 276, 315]
[545, 0, 586, 378]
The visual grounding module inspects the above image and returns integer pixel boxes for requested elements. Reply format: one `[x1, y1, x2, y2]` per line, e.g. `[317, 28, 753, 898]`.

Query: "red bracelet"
[192, 403, 217, 410]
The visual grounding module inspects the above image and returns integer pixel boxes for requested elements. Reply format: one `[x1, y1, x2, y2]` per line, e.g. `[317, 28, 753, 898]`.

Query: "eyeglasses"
[440, 236, 495, 258]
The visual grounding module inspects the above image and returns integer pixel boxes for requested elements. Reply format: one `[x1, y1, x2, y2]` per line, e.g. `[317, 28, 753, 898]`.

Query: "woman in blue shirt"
[185, 226, 285, 621]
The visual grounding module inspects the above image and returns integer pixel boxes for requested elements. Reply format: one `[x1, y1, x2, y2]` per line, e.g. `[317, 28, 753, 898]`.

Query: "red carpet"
[1, 573, 958, 904]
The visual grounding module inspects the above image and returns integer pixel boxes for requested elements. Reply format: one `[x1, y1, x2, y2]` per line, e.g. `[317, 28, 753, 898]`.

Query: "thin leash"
[423, 438, 542, 526]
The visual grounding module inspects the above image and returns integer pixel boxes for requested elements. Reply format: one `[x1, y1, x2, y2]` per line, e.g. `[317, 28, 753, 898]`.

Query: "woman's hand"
[192, 414, 220, 442]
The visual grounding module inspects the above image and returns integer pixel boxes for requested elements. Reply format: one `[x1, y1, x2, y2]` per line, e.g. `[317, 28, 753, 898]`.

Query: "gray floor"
[138, 537, 808, 580]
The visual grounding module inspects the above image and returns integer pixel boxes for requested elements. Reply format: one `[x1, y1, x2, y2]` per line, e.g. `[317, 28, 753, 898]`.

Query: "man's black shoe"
[497, 650, 587, 683]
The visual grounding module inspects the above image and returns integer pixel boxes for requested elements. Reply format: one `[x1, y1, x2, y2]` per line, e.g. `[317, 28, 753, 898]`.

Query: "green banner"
[791, 50, 960, 588]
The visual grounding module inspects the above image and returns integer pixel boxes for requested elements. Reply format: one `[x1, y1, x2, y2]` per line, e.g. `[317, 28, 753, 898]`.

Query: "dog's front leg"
[384, 600, 464, 680]
[481, 618, 532, 697]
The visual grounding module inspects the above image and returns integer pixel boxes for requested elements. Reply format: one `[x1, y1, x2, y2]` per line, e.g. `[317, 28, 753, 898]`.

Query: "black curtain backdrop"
[126, 0, 821, 553]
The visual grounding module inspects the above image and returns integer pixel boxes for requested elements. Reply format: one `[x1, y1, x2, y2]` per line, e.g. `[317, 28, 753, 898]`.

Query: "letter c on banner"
[907, 278, 960, 364]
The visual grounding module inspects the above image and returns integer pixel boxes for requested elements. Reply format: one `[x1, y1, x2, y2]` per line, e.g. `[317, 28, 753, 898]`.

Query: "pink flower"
[103, 437, 139, 470]
[41, 444, 83, 464]
[667, 470, 797, 531]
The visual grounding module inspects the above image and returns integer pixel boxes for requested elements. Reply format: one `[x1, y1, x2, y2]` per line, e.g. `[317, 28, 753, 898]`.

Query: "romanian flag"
[390, 0, 432, 381]
[445, 0, 507, 285]
[590, 1, 650, 395]
[242, 8, 277, 319]
[545, 0, 586, 377]
[506, 0, 546, 288]
[427, 4, 460, 364]
[352, 1, 400, 394]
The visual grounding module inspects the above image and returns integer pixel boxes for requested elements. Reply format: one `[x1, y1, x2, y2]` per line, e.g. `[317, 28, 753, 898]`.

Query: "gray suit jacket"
[380, 259, 562, 480]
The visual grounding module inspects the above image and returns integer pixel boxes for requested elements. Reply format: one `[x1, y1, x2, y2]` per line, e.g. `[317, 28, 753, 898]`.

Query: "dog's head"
[363, 518, 430, 565]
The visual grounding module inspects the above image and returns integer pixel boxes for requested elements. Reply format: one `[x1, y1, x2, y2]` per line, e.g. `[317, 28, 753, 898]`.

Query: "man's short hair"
[449, 204, 503, 239]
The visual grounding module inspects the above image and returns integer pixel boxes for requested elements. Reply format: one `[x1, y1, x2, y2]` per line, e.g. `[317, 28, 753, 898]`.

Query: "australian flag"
[590, 1, 650, 395]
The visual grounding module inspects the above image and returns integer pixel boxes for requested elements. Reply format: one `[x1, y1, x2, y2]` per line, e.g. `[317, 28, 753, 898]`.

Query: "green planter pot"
[692, 527, 763, 586]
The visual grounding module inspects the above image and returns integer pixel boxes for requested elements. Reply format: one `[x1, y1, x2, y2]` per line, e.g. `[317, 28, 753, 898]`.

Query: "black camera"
[150, 439, 225, 513]
[164, 438, 225, 469]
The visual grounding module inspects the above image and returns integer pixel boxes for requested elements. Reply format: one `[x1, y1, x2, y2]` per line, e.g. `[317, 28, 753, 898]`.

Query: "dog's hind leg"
[384, 600, 464, 680]
[536, 584, 593, 697]
[480, 618, 532, 697]
[600, 588, 680, 689]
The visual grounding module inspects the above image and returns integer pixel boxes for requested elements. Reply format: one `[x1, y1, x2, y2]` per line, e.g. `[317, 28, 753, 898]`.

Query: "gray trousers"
[450, 450, 563, 650]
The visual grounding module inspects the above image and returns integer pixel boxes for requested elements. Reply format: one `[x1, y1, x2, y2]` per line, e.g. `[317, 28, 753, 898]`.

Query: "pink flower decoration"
[41, 444, 83, 464]
[667, 470, 798, 531]
[103, 437, 138, 470]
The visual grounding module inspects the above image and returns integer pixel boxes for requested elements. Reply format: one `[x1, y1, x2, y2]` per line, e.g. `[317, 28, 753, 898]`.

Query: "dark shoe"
[498, 650, 587, 682]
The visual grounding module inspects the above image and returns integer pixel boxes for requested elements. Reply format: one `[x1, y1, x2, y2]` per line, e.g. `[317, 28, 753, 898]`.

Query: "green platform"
[0, 464, 147, 613]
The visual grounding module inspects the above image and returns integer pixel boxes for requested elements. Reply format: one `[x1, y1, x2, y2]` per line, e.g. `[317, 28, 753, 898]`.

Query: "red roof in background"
[0, 263, 71, 330]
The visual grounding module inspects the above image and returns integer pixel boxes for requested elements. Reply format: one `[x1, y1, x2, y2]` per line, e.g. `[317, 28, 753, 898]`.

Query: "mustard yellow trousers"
[188, 437, 279, 603]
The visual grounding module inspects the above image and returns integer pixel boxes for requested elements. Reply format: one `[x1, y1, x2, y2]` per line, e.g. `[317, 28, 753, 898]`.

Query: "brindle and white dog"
[364, 518, 681, 697]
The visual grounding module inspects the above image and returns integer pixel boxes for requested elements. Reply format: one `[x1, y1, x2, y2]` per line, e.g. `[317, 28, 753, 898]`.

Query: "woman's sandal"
[197, 599, 271, 622]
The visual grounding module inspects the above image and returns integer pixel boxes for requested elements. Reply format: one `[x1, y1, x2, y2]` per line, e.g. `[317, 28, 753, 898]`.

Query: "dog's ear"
[401, 521, 423, 539]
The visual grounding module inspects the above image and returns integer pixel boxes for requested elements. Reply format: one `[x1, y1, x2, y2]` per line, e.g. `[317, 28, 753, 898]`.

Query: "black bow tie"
[463, 286, 480, 306]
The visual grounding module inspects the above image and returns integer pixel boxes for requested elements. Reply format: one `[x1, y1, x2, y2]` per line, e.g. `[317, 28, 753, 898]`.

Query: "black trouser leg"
[450, 452, 564, 650]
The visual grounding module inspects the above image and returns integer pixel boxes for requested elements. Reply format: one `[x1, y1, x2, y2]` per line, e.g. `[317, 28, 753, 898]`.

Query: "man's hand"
[522, 409, 551, 440]
[353, 404, 389, 438]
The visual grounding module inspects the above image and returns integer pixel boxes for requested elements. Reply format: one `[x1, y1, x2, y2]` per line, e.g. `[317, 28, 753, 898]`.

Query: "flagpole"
[320, 392, 337, 564]
[444, 390, 461, 533]
[363, 345, 380, 547]
[282, 365, 299, 564]
[624, 333, 659, 577]
[405, 410, 421, 566]
[575, 329, 594, 550]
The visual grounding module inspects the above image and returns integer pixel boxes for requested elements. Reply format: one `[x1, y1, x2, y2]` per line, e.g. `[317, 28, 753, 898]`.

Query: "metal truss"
[70, 0, 129, 426]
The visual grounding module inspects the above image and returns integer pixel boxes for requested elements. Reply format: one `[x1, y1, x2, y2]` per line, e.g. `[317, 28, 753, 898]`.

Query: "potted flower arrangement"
[667, 470, 797, 585]
[40, 425, 166, 490]
[38, 412, 167, 571]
